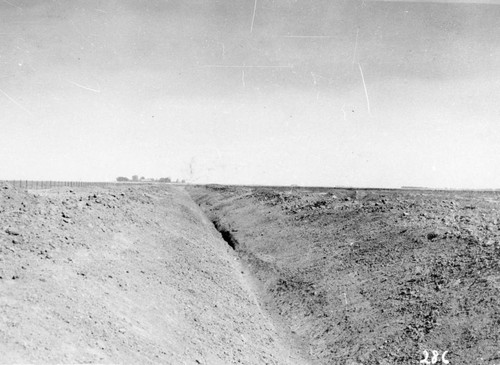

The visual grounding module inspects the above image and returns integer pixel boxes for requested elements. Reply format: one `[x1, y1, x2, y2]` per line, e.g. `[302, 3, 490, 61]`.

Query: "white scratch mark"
[352, 28, 359, 64]
[0, 87, 32, 115]
[358, 62, 372, 116]
[282, 35, 333, 38]
[341, 103, 347, 121]
[242, 70, 245, 87]
[95, 8, 107, 13]
[201, 65, 292, 69]
[2, 0, 22, 10]
[68, 80, 101, 93]
[220, 42, 225, 59]
[250, 0, 258, 33]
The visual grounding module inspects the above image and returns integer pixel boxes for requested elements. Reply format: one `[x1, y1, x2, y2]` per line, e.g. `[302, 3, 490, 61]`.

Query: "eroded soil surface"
[0, 183, 305, 364]
[189, 185, 500, 365]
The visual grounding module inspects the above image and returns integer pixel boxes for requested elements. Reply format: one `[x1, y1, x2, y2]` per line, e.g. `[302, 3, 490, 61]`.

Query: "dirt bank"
[0, 183, 305, 364]
[188, 185, 500, 365]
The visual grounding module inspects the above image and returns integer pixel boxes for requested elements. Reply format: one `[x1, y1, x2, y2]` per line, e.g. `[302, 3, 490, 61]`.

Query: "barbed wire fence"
[0, 180, 135, 190]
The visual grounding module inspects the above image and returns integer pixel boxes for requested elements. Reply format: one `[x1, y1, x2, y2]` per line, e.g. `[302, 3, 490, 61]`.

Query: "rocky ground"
[0, 182, 305, 364]
[189, 185, 500, 365]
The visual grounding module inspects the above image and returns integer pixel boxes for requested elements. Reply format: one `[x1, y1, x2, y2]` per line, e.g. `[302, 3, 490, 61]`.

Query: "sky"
[0, 0, 499, 188]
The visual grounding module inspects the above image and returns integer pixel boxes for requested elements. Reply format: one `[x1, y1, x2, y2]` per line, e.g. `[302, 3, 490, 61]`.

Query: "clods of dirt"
[189, 185, 500, 365]
[0, 183, 304, 364]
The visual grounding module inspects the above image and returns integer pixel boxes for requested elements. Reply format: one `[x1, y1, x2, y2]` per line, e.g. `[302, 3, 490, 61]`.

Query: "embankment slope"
[189, 185, 500, 365]
[0, 183, 303, 364]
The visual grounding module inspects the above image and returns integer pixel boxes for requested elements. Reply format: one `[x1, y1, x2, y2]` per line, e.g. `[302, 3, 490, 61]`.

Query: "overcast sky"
[1, 0, 499, 188]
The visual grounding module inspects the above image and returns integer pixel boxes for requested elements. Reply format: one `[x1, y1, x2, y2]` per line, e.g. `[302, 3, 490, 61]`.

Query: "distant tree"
[116, 177, 129, 182]
[181, 179, 185, 184]
[158, 177, 171, 183]
[140, 176, 145, 180]
[132, 175, 139, 182]
[175, 178, 179, 183]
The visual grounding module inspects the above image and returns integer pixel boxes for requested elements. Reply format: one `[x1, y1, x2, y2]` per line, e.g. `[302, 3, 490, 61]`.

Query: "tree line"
[116, 175, 185, 183]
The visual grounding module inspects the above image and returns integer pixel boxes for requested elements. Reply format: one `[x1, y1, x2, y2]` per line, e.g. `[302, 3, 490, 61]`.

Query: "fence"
[0, 180, 120, 190]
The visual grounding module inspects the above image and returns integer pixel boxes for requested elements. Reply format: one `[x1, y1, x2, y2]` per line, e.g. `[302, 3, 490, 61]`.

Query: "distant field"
[202, 183, 500, 193]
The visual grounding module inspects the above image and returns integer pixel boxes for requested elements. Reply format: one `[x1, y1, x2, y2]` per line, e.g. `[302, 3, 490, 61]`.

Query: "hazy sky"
[1, 0, 499, 188]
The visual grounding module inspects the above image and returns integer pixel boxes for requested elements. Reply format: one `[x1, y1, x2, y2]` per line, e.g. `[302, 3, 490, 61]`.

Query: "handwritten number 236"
[420, 350, 449, 364]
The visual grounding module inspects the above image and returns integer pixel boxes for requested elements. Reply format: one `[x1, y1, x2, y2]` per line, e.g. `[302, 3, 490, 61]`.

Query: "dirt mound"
[189, 186, 500, 365]
[0, 184, 304, 364]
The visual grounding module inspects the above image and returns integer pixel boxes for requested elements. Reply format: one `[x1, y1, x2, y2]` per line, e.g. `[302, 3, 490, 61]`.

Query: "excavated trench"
[0, 184, 312, 364]
[211, 218, 239, 250]
[191, 197, 313, 365]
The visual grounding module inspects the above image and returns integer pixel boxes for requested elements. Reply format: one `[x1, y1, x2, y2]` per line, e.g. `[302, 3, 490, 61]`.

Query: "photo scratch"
[220, 42, 226, 59]
[282, 35, 333, 39]
[352, 28, 359, 64]
[2, 0, 22, 10]
[68, 80, 101, 93]
[0, 87, 32, 116]
[250, 0, 258, 33]
[358, 62, 371, 116]
[201, 65, 292, 69]
[341, 103, 347, 121]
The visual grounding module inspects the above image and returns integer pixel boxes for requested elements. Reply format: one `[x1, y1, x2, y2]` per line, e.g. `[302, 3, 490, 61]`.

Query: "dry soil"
[189, 185, 500, 365]
[0, 183, 305, 364]
[2, 182, 500, 365]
